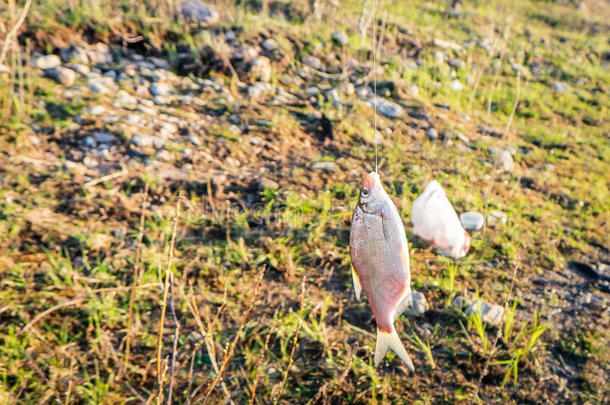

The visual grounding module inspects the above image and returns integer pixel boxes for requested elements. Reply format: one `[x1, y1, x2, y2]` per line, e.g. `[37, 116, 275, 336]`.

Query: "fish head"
[358, 171, 386, 213]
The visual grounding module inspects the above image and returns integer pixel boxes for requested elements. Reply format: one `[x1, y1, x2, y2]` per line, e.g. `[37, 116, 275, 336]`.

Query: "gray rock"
[448, 58, 465, 69]
[88, 77, 117, 94]
[88, 43, 112, 65]
[132, 135, 154, 147]
[35, 54, 61, 70]
[495, 149, 514, 173]
[326, 89, 341, 107]
[224, 31, 236, 42]
[451, 296, 469, 309]
[260, 176, 279, 190]
[117, 90, 137, 105]
[407, 290, 429, 317]
[331, 30, 349, 46]
[407, 84, 419, 97]
[45, 67, 76, 86]
[305, 86, 320, 97]
[426, 127, 438, 141]
[249, 136, 262, 145]
[311, 161, 338, 172]
[188, 135, 201, 146]
[248, 82, 271, 98]
[466, 300, 505, 327]
[86, 105, 106, 115]
[449, 79, 464, 91]
[180, 0, 219, 25]
[369, 98, 403, 118]
[60, 46, 89, 65]
[460, 211, 485, 231]
[67, 63, 89, 75]
[302, 55, 322, 70]
[93, 132, 115, 143]
[552, 81, 572, 93]
[261, 39, 277, 52]
[356, 86, 372, 100]
[249, 56, 272, 82]
[149, 82, 172, 96]
[487, 210, 508, 227]
[83, 136, 97, 148]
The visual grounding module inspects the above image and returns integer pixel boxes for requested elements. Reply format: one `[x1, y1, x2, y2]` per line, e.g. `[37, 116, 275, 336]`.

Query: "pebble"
[35, 54, 61, 70]
[249, 136, 262, 145]
[188, 135, 201, 146]
[326, 89, 341, 107]
[487, 210, 508, 227]
[260, 176, 279, 190]
[460, 212, 485, 231]
[93, 131, 115, 143]
[302, 55, 322, 70]
[45, 67, 76, 86]
[117, 90, 137, 105]
[552, 81, 572, 93]
[305, 87, 319, 97]
[449, 79, 464, 91]
[132, 135, 154, 147]
[407, 291, 429, 317]
[331, 30, 349, 46]
[466, 300, 505, 327]
[249, 56, 272, 82]
[150, 82, 172, 96]
[67, 63, 89, 75]
[180, 0, 219, 25]
[261, 39, 278, 52]
[86, 105, 106, 115]
[448, 58, 465, 69]
[407, 84, 419, 97]
[248, 82, 271, 98]
[311, 161, 338, 172]
[426, 127, 438, 141]
[369, 98, 403, 118]
[495, 149, 514, 173]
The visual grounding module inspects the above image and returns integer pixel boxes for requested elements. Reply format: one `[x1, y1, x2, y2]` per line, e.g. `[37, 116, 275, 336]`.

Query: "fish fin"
[374, 327, 415, 372]
[351, 265, 362, 301]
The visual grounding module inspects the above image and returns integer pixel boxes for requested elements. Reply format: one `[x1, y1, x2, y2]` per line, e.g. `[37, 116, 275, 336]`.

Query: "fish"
[411, 180, 470, 259]
[349, 171, 415, 371]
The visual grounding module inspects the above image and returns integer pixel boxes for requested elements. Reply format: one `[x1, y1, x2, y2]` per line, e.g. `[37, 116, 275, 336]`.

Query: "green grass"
[0, 0, 608, 403]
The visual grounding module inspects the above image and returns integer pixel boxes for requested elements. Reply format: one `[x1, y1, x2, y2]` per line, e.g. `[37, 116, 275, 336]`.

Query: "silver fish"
[349, 171, 415, 370]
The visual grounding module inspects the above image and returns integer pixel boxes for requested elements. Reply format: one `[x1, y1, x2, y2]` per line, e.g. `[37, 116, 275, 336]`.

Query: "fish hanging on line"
[349, 171, 415, 371]
[411, 180, 471, 259]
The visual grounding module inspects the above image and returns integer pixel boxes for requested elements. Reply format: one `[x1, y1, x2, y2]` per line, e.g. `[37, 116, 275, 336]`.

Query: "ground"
[0, 0, 608, 403]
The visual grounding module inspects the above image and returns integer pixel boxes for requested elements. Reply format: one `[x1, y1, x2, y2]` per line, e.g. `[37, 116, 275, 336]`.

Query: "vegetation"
[0, 0, 608, 403]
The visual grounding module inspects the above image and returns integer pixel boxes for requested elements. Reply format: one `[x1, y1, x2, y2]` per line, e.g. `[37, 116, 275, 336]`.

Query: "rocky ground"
[0, 0, 608, 403]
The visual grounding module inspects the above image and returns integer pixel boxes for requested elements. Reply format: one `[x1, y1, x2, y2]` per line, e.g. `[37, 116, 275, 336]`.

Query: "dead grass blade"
[273, 276, 307, 405]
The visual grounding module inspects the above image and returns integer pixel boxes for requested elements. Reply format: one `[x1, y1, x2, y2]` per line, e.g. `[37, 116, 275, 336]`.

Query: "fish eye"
[361, 186, 370, 197]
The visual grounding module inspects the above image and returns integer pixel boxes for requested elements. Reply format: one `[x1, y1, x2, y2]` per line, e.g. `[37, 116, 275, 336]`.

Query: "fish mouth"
[361, 171, 379, 189]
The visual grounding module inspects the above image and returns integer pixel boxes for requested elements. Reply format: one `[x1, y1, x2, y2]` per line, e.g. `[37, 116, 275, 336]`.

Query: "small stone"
[451, 296, 469, 310]
[83, 156, 98, 168]
[86, 105, 106, 115]
[132, 135, 154, 147]
[249, 56, 272, 82]
[495, 149, 514, 173]
[45, 67, 76, 86]
[305, 87, 319, 97]
[93, 132, 115, 144]
[331, 30, 349, 46]
[302, 55, 322, 70]
[552, 81, 571, 93]
[260, 176, 279, 190]
[460, 212, 485, 231]
[0, 64, 9, 74]
[311, 161, 338, 172]
[407, 291, 429, 317]
[369, 98, 403, 118]
[341, 82, 355, 95]
[407, 84, 419, 97]
[67, 63, 89, 75]
[188, 135, 201, 146]
[117, 90, 137, 105]
[448, 58, 465, 69]
[180, 0, 219, 25]
[249, 136, 262, 145]
[466, 300, 505, 327]
[261, 39, 277, 52]
[326, 89, 341, 107]
[248, 82, 271, 99]
[449, 79, 464, 91]
[35, 54, 61, 70]
[83, 136, 96, 148]
[426, 127, 438, 141]
[150, 82, 172, 96]
[487, 210, 507, 227]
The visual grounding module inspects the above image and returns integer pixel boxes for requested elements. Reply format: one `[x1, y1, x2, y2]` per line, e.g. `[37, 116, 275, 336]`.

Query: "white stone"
[460, 211, 485, 231]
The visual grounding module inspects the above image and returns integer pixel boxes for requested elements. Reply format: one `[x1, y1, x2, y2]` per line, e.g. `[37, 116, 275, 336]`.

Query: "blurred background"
[0, 0, 608, 403]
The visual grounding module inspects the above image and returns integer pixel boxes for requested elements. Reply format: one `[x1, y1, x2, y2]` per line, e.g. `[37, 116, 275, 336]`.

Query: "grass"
[0, 0, 609, 403]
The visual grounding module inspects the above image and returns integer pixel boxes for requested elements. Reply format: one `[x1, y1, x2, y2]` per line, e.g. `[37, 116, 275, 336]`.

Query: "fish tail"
[374, 327, 415, 372]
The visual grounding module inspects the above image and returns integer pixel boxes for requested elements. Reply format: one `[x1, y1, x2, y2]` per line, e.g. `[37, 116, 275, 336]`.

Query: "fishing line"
[372, 0, 378, 173]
